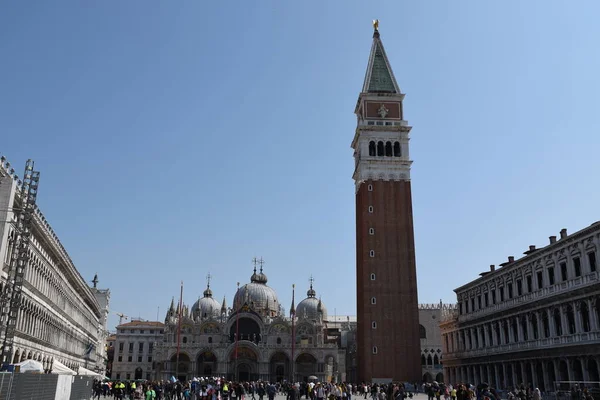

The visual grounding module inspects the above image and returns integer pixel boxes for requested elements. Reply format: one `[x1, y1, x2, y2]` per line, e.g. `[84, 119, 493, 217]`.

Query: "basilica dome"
[191, 286, 221, 319]
[296, 282, 327, 321]
[233, 267, 280, 317]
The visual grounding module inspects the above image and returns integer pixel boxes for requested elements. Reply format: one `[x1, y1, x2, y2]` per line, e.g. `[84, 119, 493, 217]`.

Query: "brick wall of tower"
[356, 179, 421, 383]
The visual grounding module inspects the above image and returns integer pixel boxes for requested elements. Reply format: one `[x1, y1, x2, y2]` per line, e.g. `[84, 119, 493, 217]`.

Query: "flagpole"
[175, 281, 183, 381]
[291, 284, 296, 383]
[234, 282, 240, 381]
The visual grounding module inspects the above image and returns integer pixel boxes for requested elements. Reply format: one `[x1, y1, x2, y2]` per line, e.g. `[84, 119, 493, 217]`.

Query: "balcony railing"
[455, 272, 599, 324]
[445, 330, 600, 360]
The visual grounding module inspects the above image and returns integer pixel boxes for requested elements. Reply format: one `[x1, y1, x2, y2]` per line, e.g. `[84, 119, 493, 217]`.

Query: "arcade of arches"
[163, 348, 327, 383]
[10, 348, 78, 373]
[445, 356, 600, 391]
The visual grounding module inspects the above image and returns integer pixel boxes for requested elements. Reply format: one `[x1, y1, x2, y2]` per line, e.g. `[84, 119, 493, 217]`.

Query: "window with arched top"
[433, 354, 439, 366]
[371, 297, 376, 305]
[208, 337, 212, 344]
[419, 324, 426, 339]
[372, 346, 378, 354]
[369, 141, 376, 156]
[394, 142, 401, 157]
[421, 354, 426, 365]
[182, 337, 188, 344]
[370, 273, 376, 280]
[377, 141, 384, 156]
[276, 337, 282, 344]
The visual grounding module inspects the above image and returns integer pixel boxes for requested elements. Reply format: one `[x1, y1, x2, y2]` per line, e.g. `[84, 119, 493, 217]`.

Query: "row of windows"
[460, 251, 597, 315]
[118, 342, 154, 353]
[116, 355, 152, 363]
[115, 372, 152, 381]
[118, 329, 163, 335]
[368, 141, 402, 157]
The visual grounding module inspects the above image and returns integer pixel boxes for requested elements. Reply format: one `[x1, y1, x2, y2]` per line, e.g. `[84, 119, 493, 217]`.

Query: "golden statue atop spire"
[373, 19, 379, 31]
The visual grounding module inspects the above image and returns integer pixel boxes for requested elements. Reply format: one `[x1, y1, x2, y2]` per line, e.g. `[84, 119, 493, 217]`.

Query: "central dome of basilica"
[233, 267, 280, 317]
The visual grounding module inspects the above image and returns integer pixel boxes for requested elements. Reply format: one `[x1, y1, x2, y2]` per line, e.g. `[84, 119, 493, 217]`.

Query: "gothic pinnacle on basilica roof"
[221, 295, 227, 314]
[362, 19, 401, 94]
[169, 297, 175, 313]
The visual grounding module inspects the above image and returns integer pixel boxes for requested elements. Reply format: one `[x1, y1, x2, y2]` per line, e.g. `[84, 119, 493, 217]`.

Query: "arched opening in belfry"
[377, 141, 384, 156]
[369, 141, 376, 156]
[385, 141, 392, 156]
[393, 142, 401, 157]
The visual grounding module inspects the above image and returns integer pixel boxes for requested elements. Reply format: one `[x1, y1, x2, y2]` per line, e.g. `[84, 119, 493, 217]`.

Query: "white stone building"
[0, 155, 108, 373]
[111, 320, 165, 381]
[419, 303, 455, 383]
[440, 222, 600, 391]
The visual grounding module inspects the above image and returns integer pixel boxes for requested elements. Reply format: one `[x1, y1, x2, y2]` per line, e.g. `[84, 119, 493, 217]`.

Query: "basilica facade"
[153, 266, 346, 383]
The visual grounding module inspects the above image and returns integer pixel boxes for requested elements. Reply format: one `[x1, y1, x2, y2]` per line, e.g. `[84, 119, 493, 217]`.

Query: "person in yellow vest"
[114, 380, 126, 400]
[223, 382, 230, 400]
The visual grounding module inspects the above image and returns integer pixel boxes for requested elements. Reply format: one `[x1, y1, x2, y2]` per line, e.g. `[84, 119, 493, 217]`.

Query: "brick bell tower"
[352, 20, 421, 383]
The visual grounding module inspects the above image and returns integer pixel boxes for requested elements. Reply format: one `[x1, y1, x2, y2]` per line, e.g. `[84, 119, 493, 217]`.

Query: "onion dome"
[233, 264, 279, 316]
[296, 278, 327, 321]
[192, 281, 221, 319]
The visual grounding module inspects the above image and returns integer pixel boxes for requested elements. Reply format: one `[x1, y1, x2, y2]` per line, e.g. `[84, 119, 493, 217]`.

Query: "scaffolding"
[0, 159, 40, 365]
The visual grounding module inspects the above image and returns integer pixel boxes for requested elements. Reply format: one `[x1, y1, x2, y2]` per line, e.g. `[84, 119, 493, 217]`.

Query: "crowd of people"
[92, 379, 598, 400]
[91, 378, 417, 400]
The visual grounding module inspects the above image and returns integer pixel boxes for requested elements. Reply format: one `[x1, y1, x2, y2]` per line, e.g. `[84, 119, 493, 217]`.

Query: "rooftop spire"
[221, 295, 227, 313]
[362, 19, 400, 94]
[203, 273, 213, 297]
[307, 275, 316, 298]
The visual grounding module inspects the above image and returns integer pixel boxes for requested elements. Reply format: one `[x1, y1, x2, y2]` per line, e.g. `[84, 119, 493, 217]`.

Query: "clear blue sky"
[2, 1, 599, 332]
